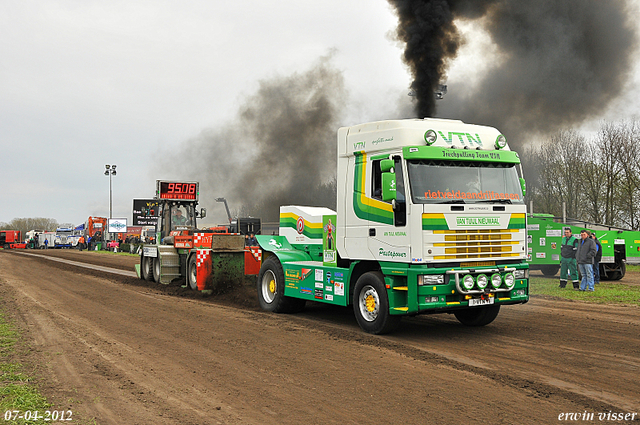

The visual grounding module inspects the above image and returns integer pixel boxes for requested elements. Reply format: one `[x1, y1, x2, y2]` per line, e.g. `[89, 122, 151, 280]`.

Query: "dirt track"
[1, 250, 639, 424]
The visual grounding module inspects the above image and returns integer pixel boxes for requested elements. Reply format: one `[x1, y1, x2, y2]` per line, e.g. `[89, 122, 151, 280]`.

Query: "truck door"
[367, 156, 410, 261]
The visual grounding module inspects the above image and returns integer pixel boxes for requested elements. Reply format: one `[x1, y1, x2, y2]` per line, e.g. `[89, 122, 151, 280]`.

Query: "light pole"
[104, 165, 117, 219]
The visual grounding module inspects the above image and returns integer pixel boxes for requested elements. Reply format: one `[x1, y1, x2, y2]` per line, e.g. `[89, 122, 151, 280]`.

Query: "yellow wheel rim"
[269, 279, 276, 294]
[365, 294, 376, 312]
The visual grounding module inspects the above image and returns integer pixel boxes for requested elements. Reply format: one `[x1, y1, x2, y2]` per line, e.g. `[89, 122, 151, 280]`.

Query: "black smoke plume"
[388, 0, 638, 147]
[161, 56, 346, 224]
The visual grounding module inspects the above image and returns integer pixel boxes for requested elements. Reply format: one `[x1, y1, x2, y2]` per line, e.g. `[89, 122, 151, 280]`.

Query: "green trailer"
[526, 213, 640, 280]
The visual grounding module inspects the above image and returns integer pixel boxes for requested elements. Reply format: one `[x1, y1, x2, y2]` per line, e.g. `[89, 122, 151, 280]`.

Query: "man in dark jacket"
[576, 229, 597, 291]
[559, 228, 579, 289]
[591, 232, 602, 284]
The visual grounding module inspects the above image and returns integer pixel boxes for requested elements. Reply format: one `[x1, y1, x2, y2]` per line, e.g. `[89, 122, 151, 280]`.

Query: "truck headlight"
[491, 273, 502, 289]
[418, 275, 445, 285]
[504, 273, 515, 289]
[514, 269, 528, 279]
[424, 129, 437, 145]
[462, 274, 475, 290]
[476, 274, 488, 289]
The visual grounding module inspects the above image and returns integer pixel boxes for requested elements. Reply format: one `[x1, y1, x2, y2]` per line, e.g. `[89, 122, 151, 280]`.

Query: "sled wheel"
[188, 255, 198, 290]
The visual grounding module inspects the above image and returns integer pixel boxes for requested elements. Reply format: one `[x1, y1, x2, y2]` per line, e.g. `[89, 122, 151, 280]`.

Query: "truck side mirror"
[380, 158, 397, 202]
[380, 159, 394, 172]
[519, 178, 526, 197]
[200, 208, 207, 219]
[382, 172, 397, 202]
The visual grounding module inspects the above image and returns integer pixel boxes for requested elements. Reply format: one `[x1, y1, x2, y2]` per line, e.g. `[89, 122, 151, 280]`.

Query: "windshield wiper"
[438, 200, 466, 204]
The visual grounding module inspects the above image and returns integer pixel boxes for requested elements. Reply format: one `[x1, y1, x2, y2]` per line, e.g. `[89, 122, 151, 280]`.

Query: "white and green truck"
[256, 118, 529, 334]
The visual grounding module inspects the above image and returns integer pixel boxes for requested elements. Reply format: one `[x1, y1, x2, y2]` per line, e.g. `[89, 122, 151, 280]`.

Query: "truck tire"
[257, 256, 305, 313]
[187, 255, 198, 290]
[353, 272, 401, 335]
[607, 262, 625, 281]
[541, 265, 559, 276]
[454, 304, 501, 327]
[152, 257, 161, 283]
[141, 256, 153, 281]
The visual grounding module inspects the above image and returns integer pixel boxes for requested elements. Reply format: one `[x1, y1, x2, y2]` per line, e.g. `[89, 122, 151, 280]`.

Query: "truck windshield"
[407, 160, 524, 204]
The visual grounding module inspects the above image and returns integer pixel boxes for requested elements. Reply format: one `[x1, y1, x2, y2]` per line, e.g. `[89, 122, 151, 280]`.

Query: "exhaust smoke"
[388, 0, 638, 147]
[161, 55, 346, 223]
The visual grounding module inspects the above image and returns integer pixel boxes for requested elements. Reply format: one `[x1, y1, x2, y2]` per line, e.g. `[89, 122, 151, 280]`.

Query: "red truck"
[0, 230, 27, 249]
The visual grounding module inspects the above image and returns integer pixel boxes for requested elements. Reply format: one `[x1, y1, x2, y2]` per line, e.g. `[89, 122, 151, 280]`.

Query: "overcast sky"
[2, 1, 640, 227]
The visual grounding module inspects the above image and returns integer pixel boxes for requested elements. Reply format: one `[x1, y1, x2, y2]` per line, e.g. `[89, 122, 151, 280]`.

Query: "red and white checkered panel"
[249, 246, 262, 261]
[196, 249, 210, 268]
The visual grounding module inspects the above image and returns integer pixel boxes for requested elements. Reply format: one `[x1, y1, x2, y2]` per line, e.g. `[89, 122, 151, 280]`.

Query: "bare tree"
[612, 120, 640, 228]
[523, 129, 586, 218]
[577, 142, 607, 224]
[525, 120, 640, 230]
[3, 217, 59, 239]
[596, 122, 627, 227]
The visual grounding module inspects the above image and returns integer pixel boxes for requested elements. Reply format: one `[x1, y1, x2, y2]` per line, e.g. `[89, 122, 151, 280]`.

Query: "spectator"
[576, 229, 597, 292]
[591, 232, 602, 284]
[559, 228, 579, 289]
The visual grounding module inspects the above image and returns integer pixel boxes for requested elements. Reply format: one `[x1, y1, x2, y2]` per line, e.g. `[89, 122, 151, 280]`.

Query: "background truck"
[136, 181, 263, 291]
[25, 230, 44, 248]
[0, 230, 26, 249]
[37, 232, 56, 248]
[255, 118, 530, 334]
[85, 216, 107, 250]
[526, 213, 640, 280]
[54, 227, 74, 248]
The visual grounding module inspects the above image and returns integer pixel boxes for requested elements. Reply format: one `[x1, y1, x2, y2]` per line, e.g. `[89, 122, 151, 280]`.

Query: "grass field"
[0, 308, 49, 424]
[530, 265, 640, 306]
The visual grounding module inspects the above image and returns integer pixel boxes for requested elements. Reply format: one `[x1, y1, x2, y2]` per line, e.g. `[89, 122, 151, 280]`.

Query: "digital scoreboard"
[156, 180, 199, 201]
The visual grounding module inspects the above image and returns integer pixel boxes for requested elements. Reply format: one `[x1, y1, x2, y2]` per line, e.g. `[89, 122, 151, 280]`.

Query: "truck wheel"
[187, 255, 198, 290]
[454, 305, 501, 327]
[257, 256, 305, 313]
[541, 265, 559, 276]
[353, 272, 401, 335]
[613, 262, 626, 280]
[141, 256, 153, 281]
[152, 257, 161, 283]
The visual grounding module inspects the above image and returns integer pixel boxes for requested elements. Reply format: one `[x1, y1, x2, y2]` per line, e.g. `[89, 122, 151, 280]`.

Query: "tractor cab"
[157, 201, 199, 242]
[146, 180, 206, 244]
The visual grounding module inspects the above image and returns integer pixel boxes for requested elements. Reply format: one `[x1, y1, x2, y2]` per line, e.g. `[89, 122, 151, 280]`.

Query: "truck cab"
[337, 119, 527, 265]
[257, 118, 529, 334]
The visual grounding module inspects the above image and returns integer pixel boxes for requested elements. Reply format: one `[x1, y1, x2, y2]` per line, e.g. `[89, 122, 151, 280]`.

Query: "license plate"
[469, 297, 495, 307]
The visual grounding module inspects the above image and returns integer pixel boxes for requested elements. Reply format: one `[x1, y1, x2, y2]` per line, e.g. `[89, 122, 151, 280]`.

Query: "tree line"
[522, 120, 640, 230]
[0, 218, 61, 238]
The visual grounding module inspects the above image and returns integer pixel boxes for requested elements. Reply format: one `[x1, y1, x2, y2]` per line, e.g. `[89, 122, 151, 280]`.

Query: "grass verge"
[0, 309, 50, 424]
[530, 273, 640, 306]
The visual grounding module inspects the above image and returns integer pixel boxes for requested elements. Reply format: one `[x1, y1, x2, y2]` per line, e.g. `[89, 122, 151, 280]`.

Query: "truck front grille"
[429, 229, 522, 260]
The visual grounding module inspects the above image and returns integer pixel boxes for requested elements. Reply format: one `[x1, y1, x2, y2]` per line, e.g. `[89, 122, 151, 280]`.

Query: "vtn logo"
[437, 131, 483, 147]
[353, 141, 366, 150]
